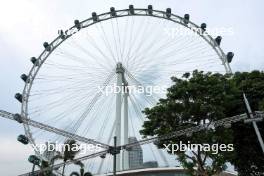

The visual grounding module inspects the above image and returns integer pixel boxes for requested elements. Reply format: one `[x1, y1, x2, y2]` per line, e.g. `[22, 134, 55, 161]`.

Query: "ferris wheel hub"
[116, 62, 125, 73]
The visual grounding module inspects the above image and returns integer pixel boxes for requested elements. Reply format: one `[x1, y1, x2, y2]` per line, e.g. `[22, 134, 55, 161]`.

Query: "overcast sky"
[0, 0, 263, 175]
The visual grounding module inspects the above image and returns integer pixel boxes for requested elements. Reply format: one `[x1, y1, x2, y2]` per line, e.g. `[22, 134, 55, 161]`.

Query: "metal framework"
[20, 6, 232, 165]
[15, 111, 263, 176]
[0, 6, 236, 175]
[0, 110, 109, 149]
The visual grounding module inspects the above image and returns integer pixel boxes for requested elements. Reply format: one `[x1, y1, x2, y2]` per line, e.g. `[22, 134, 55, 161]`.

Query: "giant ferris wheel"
[16, 5, 233, 174]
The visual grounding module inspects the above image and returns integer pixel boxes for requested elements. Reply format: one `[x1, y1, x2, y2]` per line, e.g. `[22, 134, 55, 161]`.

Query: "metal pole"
[123, 83, 129, 170]
[115, 63, 123, 170]
[243, 93, 264, 153]
[31, 164, 35, 176]
[113, 136, 117, 176]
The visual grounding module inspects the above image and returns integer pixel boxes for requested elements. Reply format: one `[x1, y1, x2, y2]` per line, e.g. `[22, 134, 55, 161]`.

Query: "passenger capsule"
[227, 52, 234, 63]
[28, 155, 40, 165]
[129, 5, 134, 15]
[58, 30, 65, 39]
[43, 42, 51, 51]
[92, 12, 98, 22]
[30, 57, 39, 65]
[17, 134, 29, 144]
[215, 36, 222, 46]
[183, 14, 190, 24]
[20, 74, 28, 82]
[201, 23, 207, 31]
[14, 113, 23, 123]
[74, 20, 81, 30]
[70, 172, 80, 176]
[110, 7, 116, 17]
[147, 5, 153, 15]
[166, 8, 171, 18]
[84, 173, 93, 176]
[15, 93, 23, 103]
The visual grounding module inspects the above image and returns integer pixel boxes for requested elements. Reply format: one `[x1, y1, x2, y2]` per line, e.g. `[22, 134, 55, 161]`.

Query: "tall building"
[128, 137, 143, 169]
[143, 161, 158, 168]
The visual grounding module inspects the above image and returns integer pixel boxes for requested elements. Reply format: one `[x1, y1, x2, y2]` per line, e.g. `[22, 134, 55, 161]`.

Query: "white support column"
[123, 83, 129, 170]
[115, 62, 130, 170]
[115, 63, 123, 171]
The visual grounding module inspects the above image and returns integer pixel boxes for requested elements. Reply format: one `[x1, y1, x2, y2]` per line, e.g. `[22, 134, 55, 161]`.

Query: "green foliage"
[230, 71, 264, 176]
[260, 99, 264, 111]
[140, 70, 264, 176]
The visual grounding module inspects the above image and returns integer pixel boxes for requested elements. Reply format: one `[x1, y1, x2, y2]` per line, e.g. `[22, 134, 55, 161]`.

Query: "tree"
[140, 70, 264, 176]
[230, 71, 264, 175]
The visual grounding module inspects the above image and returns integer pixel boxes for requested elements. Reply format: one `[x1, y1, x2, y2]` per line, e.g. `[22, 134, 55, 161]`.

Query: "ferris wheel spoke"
[128, 33, 187, 72]
[120, 17, 130, 64]
[97, 119, 116, 174]
[42, 62, 107, 74]
[114, 18, 124, 62]
[29, 82, 96, 102]
[127, 17, 152, 66]
[128, 18, 168, 70]
[29, 90, 95, 121]
[125, 69, 162, 101]
[29, 85, 97, 100]
[135, 53, 218, 73]
[141, 34, 199, 63]
[127, 77, 159, 105]
[50, 50, 113, 75]
[29, 89, 89, 112]
[158, 42, 214, 61]
[32, 69, 115, 91]
[95, 99, 115, 141]
[132, 47, 216, 75]
[129, 93, 164, 166]
[84, 32, 116, 67]
[123, 16, 135, 65]
[20, 8, 232, 172]
[80, 94, 113, 138]
[130, 93, 171, 167]
[110, 19, 121, 62]
[68, 72, 115, 133]
[69, 39, 113, 71]
[54, 49, 93, 67]
[96, 23, 117, 63]
[124, 17, 147, 65]
[130, 36, 200, 72]
[29, 71, 115, 125]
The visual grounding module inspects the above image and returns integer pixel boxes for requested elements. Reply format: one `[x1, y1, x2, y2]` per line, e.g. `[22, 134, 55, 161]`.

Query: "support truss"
[0, 110, 110, 149]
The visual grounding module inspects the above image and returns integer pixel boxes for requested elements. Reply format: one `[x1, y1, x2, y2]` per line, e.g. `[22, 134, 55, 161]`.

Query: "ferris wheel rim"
[20, 6, 232, 160]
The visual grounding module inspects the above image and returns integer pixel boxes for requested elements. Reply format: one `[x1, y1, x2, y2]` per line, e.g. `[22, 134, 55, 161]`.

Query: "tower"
[115, 62, 129, 170]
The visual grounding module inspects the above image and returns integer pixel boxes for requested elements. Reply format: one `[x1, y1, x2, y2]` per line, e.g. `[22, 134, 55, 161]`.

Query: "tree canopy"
[140, 70, 264, 176]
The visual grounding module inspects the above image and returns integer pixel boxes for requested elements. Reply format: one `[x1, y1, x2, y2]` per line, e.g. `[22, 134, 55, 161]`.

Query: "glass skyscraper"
[128, 137, 143, 169]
